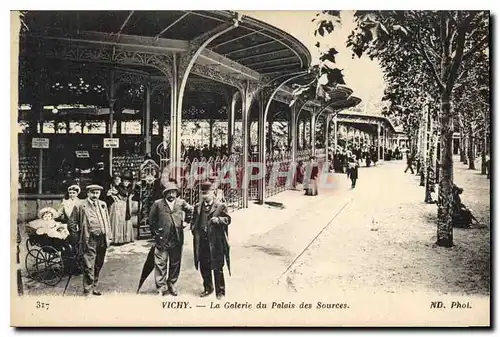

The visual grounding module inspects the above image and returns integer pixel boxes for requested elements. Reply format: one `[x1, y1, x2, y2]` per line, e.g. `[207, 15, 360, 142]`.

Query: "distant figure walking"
[347, 155, 359, 188]
[404, 152, 415, 174]
[304, 156, 319, 196]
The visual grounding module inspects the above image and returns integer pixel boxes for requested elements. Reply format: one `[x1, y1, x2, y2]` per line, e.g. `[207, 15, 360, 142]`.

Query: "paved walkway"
[21, 157, 490, 299]
[287, 156, 490, 297]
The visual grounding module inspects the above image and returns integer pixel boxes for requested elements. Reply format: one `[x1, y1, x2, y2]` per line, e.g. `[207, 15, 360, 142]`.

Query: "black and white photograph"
[10, 8, 491, 327]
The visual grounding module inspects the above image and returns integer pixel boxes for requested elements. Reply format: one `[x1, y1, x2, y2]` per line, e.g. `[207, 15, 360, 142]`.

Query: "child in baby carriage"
[26, 207, 71, 240]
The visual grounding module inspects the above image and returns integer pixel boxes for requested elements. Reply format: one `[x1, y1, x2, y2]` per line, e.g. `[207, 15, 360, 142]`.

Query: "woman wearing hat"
[107, 173, 134, 245]
[121, 171, 136, 243]
[57, 184, 83, 224]
[347, 154, 360, 188]
[304, 156, 319, 196]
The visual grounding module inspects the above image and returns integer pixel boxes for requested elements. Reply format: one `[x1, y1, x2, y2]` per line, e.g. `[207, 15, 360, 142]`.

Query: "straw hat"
[163, 182, 179, 194]
[86, 184, 104, 191]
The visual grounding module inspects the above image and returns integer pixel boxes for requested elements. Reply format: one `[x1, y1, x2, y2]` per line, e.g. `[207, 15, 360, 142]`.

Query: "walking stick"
[62, 273, 73, 296]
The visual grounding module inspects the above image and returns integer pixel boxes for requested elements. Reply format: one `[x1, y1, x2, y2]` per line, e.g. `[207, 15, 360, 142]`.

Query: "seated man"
[451, 184, 476, 228]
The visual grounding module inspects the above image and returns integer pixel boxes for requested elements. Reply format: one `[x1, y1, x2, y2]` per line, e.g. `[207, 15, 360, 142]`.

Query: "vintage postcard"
[10, 9, 491, 327]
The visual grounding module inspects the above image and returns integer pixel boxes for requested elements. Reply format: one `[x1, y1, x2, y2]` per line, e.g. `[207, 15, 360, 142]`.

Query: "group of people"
[294, 157, 320, 196]
[182, 144, 230, 162]
[148, 180, 230, 299]
[50, 175, 230, 299]
[294, 153, 360, 195]
[61, 166, 138, 246]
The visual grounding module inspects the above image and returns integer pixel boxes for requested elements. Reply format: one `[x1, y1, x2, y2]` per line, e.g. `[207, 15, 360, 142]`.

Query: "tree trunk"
[419, 109, 428, 186]
[481, 114, 487, 174]
[209, 119, 214, 149]
[459, 127, 466, 163]
[467, 126, 475, 170]
[436, 92, 454, 247]
[425, 115, 437, 203]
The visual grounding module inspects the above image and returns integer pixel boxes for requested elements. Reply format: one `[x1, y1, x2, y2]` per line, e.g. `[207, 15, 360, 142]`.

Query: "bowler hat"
[200, 181, 214, 192]
[163, 182, 179, 193]
[86, 184, 103, 191]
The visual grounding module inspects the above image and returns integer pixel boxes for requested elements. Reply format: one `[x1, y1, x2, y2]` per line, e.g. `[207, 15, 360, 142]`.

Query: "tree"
[453, 50, 489, 171]
[314, 10, 489, 247]
[290, 11, 346, 107]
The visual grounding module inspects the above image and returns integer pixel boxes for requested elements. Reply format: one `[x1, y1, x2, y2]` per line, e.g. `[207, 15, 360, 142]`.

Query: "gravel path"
[286, 157, 490, 296]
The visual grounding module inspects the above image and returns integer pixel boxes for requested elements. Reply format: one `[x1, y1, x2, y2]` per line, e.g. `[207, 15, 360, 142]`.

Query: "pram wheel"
[25, 248, 44, 282]
[36, 246, 64, 286]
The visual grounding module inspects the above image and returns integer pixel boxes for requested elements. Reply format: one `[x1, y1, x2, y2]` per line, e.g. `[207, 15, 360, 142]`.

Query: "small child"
[27, 207, 70, 240]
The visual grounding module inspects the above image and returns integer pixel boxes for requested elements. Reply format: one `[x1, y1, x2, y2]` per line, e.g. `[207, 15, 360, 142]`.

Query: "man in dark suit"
[191, 181, 231, 299]
[405, 151, 415, 174]
[68, 184, 112, 296]
[149, 182, 193, 296]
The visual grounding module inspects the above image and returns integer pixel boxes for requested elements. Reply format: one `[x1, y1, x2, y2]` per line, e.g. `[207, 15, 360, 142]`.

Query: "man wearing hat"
[191, 181, 231, 299]
[68, 184, 112, 296]
[148, 182, 194, 296]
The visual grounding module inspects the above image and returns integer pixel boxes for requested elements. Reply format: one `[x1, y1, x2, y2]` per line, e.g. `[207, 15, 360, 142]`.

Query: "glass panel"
[83, 121, 106, 134]
[122, 121, 141, 135]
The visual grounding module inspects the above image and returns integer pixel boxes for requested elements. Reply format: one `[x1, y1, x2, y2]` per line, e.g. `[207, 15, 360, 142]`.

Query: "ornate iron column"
[241, 81, 259, 208]
[145, 78, 152, 154]
[229, 91, 240, 154]
[169, 16, 241, 179]
[258, 71, 308, 204]
[170, 53, 179, 172]
[291, 104, 298, 165]
[310, 113, 316, 153]
[257, 92, 265, 203]
[333, 115, 338, 153]
[377, 122, 382, 161]
[325, 114, 331, 154]
[108, 70, 116, 175]
[381, 126, 386, 160]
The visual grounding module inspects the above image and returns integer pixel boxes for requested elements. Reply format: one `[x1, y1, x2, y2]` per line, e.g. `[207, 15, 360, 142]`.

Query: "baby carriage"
[24, 225, 83, 287]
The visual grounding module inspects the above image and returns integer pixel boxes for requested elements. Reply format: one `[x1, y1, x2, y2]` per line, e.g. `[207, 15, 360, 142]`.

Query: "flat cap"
[86, 184, 104, 191]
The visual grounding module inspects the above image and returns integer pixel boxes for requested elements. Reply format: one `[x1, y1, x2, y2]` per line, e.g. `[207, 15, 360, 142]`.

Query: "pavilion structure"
[16, 10, 397, 221]
[334, 112, 399, 159]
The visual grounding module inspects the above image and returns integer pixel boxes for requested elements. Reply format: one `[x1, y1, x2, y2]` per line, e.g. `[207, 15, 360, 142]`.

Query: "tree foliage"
[313, 10, 489, 247]
[290, 12, 346, 107]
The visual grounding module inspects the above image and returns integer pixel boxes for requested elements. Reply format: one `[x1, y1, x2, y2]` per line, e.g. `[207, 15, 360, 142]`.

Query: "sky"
[241, 10, 387, 114]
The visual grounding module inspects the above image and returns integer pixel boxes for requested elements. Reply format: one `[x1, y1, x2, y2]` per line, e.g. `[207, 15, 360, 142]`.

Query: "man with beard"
[191, 181, 231, 299]
[68, 184, 111, 296]
[149, 182, 194, 296]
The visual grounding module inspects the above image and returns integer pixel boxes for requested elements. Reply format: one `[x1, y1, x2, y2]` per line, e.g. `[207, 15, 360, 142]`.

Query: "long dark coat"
[190, 201, 231, 272]
[148, 198, 194, 248]
[347, 163, 359, 180]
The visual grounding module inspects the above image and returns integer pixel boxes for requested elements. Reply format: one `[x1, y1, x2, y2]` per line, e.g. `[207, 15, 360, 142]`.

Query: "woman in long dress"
[294, 160, 305, 190]
[107, 174, 127, 245]
[121, 172, 135, 243]
[305, 156, 319, 196]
